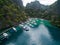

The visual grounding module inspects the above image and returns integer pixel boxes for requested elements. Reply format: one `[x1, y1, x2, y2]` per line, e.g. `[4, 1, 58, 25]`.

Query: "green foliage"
[25, 1, 60, 28]
[0, 0, 28, 30]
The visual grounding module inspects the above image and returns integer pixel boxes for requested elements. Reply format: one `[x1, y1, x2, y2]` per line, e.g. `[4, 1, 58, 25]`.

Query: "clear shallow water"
[3, 23, 60, 45]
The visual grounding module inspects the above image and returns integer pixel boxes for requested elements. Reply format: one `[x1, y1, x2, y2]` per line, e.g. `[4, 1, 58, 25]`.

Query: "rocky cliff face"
[26, 1, 49, 10]
[26, 1, 41, 9]
[12, 0, 23, 7]
[57, 0, 60, 15]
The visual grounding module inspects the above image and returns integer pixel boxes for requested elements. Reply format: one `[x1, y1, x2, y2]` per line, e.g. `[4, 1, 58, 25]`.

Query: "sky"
[22, 0, 57, 6]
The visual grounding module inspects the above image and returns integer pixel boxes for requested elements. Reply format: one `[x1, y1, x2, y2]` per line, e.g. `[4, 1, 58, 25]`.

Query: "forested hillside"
[50, 1, 60, 28]
[0, 0, 28, 31]
[25, 0, 60, 28]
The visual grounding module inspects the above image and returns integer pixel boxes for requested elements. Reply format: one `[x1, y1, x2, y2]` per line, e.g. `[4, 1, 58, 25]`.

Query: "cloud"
[38, 0, 57, 5]
[22, 0, 57, 6]
[22, 0, 35, 6]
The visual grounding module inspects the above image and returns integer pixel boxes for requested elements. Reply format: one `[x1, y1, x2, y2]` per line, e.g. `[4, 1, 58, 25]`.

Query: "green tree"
[0, 0, 28, 31]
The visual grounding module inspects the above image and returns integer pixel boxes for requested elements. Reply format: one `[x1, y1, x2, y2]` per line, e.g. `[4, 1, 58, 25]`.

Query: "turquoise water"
[1, 18, 60, 45]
